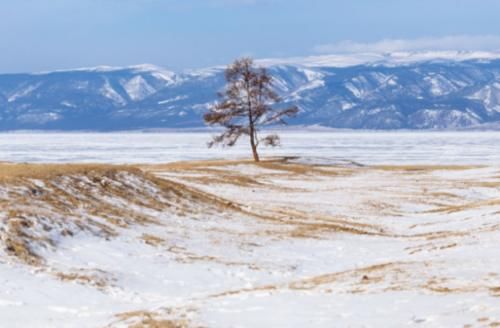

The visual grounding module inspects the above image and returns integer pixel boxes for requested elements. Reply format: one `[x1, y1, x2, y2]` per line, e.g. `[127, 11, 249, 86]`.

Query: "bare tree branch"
[203, 58, 299, 161]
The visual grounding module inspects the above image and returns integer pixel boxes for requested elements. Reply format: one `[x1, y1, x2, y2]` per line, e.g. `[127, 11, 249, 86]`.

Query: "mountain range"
[1, 51, 500, 130]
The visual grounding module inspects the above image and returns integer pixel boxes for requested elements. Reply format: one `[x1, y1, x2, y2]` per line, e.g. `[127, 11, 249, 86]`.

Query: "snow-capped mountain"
[1, 51, 500, 130]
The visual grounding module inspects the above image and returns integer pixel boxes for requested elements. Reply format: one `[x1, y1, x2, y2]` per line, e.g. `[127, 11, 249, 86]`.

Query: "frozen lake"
[0, 131, 499, 165]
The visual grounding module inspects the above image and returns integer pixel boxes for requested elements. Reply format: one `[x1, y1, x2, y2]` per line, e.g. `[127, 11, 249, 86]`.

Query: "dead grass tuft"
[490, 286, 500, 297]
[142, 234, 166, 247]
[427, 199, 500, 214]
[115, 310, 190, 328]
[55, 269, 112, 289]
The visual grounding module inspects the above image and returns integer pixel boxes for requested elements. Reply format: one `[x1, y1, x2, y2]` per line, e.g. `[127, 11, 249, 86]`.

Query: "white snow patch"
[100, 80, 126, 105]
[158, 95, 188, 105]
[468, 83, 500, 113]
[257, 51, 500, 68]
[121, 76, 156, 101]
[7, 84, 41, 102]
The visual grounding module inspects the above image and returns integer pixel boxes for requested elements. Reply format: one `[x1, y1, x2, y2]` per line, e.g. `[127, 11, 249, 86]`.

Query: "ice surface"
[0, 131, 499, 165]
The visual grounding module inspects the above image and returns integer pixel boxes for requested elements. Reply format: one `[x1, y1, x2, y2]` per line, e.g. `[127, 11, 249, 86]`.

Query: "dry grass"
[2, 159, 495, 269]
[426, 199, 500, 214]
[141, 234, 166, 247]
[204, 261, 416, 298]
[288, 262, 411, 291]
[142, 158, 259, 171]
[181, 174, 263, 187]
[55, 269, 112, 289]
[114, 311, 190, 328]
[0, 163, 133, 182]
[2, 158, 499, 328]
[2, 159, 498, 305]
[143, 157, 355, 178]
[490, 286, 500, 297]
[0, 163, 254, 265]
[3, 160, 336, 266]
[264, 207, 387, 238]
[3, 215, 43, 265]
[204, 259, 500, 300]
[130, 319, 188, 328]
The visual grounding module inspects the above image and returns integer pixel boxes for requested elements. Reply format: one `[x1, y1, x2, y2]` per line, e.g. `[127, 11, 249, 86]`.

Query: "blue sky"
[1, 0, 500, 73]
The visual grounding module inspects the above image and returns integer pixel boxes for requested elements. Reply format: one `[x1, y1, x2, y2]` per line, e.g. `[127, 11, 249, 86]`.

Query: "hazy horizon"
[2, 0, 500, 73]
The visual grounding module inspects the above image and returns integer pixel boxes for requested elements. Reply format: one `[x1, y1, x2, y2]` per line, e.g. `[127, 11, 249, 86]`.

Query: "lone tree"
[204, 57, 298, 162]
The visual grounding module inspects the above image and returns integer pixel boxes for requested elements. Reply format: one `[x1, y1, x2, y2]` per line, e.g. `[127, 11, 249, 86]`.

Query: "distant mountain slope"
[1, 52, 500, 130]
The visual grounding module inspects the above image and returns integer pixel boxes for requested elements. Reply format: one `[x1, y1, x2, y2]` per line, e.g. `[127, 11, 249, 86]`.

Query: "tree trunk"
[250, 133, 260, 162]
[247, 86, 259, 162]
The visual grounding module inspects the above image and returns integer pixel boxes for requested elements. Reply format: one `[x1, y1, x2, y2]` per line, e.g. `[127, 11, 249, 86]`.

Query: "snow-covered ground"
[1, 131, 499, 165]
[0, 132, 499, 327]
[0, 157, 499, 327]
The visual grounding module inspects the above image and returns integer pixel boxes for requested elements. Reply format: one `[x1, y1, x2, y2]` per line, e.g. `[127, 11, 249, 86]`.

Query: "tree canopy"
[204, 58, 298, 162]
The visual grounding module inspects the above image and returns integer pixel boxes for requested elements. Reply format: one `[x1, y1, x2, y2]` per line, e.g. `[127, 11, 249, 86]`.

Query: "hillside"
[0, 159, 499, 327]
[2, 52, 500, 130]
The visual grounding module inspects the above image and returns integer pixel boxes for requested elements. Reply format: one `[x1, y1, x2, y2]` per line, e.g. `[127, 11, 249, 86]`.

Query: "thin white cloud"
[314, 35, 500, 53]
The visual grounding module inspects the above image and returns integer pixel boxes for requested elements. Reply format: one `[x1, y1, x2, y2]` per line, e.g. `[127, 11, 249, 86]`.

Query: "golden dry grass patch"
[0, 163, 135, 182]
[0, 163, 260, 265]
[141, 158, 260, 172]
[288, 262, 411, 291]
[143, 157, 356, 178]
[55, 269, 113, 289]
[113, 310, 191, 328]
[426, 198, 500, 214]
[181, 173, 263, 187]
[141, 234, 166, 247]
[490, 286, 500, 297]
